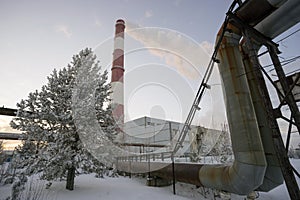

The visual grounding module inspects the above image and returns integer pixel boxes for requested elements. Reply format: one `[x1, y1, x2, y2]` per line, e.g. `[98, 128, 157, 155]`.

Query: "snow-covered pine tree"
[10, 48, 116, 190]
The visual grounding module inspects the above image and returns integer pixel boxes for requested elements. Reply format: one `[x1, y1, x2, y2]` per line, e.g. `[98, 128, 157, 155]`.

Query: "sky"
[0, 0, 299, 149]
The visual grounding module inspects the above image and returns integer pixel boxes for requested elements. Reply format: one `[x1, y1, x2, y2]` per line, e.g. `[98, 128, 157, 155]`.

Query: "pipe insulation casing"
[198, 31, 267, 195]
[235, 0, 287, 26]
[267, 0, 288, 7]
[240, 42, 283, 191]
[255, 0, 300, 39]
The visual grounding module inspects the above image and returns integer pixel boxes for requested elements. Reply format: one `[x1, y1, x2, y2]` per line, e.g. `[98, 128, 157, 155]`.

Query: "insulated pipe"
[197, 0, 290, 194]
[235, 0, 287, 26]
[255, 0, 300, 39]
[198, 24, 267, 195]
[241, 44, 283, 191]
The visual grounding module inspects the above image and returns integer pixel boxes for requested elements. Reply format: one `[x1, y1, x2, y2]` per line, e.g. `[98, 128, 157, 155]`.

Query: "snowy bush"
[4, 175, 51, 200]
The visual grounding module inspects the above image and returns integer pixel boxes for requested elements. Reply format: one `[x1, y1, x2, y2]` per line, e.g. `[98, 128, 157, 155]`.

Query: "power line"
[277, 27, 300, 43]
[258, 26, 300, 58]
[267, 55, 300, 73]
[260, 55, 300, 72]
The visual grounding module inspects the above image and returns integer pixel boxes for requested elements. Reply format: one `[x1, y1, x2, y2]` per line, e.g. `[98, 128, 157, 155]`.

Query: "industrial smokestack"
[111, 19, 125, 132]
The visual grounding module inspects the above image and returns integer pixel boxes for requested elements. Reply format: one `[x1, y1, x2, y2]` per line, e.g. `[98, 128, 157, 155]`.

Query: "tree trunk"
[66, 167, 75, 190]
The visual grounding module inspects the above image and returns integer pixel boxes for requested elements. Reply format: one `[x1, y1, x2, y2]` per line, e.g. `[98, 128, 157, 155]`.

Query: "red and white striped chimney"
[111, 19, 125, 130]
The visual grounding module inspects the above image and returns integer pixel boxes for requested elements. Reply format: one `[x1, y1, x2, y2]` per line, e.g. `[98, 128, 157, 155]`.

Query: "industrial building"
[118, 116, 224, 160]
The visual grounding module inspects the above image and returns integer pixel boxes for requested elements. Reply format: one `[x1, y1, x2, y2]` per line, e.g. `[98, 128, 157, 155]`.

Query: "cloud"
[200, 41, 214, 55]
[55, 25, 72, 38]
[126, 22, 213, 79]
[145, 10, 153, 18]
[95, 19, 102, 27]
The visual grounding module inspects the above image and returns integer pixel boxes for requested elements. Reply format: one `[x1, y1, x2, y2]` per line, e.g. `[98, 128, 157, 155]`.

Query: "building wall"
[122, 116, 219, 155]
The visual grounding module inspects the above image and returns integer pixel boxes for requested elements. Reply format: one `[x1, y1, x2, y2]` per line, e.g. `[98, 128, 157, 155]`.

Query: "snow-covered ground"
[1, 159, 299, 200]
[0, 175, 190, 200]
